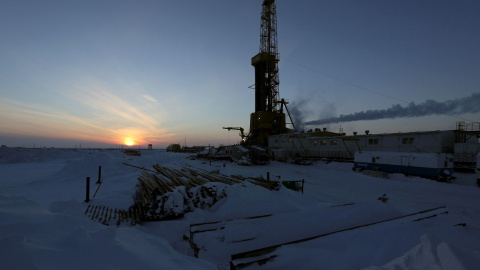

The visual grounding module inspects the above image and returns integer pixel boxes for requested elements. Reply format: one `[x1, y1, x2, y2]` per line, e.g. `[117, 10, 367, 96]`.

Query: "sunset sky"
[1, 0, 479, 148]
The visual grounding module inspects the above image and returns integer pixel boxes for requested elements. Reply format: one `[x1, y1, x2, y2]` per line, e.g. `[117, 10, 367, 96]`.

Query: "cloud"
[64, 82, 176, 144]
[0, 97, 110, 140]
[142, 94, 158, 103]
[0, 77, 176, 146]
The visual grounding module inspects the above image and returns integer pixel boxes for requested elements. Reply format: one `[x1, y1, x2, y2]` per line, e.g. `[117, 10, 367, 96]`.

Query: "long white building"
[268, 122, 480, 169]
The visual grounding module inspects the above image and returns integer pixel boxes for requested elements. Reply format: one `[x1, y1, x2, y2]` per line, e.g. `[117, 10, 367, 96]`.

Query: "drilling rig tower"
[247, 0, 290, 146]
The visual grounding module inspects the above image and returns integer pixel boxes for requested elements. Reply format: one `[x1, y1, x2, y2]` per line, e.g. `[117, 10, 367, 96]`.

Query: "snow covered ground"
[1, 146, 479, 269]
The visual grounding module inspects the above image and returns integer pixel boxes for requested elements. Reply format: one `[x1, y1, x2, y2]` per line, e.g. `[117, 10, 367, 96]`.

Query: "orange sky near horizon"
[0, 81, 177, 147]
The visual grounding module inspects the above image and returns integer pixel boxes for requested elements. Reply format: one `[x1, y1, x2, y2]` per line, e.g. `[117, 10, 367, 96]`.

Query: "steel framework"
[254, 0, 280, 113]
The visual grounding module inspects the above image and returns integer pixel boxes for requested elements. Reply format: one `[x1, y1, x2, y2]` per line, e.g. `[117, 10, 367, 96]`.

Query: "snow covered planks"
[180, 202, 447, 269]
[184, 213, 274, 258]
[229, 205, 448, 269]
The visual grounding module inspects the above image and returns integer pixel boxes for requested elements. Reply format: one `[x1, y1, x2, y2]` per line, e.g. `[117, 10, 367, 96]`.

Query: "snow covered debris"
[146, 184, 229, 220]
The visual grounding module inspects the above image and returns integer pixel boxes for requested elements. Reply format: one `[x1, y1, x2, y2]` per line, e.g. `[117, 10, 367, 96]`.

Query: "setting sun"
[124, 138, 135, 146]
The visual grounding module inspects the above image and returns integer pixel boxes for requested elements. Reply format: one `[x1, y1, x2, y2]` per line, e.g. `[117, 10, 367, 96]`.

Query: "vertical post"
[97, 166, 102, 184]
[85, 177, 90, 203]
[476, 168, 480, 187]
[267, 172, 270, 181]
[477, 175, 480, 187]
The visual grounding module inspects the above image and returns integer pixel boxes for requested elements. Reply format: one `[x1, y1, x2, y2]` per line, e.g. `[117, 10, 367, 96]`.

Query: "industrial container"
[353, 151, 454, 181]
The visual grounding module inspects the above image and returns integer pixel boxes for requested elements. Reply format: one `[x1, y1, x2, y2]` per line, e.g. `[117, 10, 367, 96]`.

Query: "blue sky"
[1, 0, 479, 148]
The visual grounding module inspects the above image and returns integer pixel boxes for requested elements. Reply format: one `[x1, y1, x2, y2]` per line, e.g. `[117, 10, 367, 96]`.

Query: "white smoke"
[305, 93, 480, 126]
[289, 98, 337, 131]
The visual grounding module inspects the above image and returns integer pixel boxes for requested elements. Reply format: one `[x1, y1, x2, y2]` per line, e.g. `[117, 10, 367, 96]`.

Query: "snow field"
[1, 147, 479, 269]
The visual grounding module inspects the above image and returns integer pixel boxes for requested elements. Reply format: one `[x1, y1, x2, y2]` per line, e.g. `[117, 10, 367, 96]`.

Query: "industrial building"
[268, 122, 480, 169]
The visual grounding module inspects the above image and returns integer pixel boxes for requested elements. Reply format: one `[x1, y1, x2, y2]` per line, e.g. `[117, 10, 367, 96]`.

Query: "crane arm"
[223, 127, 246, 139]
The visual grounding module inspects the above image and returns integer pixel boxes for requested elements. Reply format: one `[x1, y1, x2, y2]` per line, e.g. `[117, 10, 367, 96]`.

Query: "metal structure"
[223, 127, 246, 142]
[254, 0, 280, 113]
[247, 0, 290, 146]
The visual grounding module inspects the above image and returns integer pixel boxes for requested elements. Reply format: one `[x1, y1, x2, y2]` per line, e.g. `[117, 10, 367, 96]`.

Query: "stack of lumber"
[135, 165, 243, 204]
[134, 165, 244, 221]
[85, 164, 281, 226]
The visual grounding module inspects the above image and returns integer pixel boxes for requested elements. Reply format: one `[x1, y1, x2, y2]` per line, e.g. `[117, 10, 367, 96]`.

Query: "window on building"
[402, 137, 414, 144]
[368, 138, 378, 145]
[330, 140, 338, 145]
[320, 140, 327, 145]
[312, 141, 317, 146]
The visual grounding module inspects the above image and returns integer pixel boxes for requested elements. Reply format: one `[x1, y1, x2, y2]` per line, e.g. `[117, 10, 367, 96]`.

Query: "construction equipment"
[223, 127, 246, 143]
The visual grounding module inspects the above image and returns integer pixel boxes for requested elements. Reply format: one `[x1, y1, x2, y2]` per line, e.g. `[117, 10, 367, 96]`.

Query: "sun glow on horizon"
[124, 138, 135, 146]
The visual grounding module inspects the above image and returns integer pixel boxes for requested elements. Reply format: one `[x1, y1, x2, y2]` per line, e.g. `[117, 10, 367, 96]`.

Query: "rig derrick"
[247, 0, 293, 146]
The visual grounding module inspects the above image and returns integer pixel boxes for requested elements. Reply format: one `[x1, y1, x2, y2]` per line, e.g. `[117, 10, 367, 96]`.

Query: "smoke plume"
[288, 98, 337, 130]
[304, 93, 480, 126]
[288, 99, 308, 129]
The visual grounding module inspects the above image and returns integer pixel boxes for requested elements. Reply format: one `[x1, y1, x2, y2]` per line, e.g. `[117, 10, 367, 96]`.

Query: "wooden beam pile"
[85, 164, 282, 226]
[135, 165, 241, 206]
[134, 165, 247, 222]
